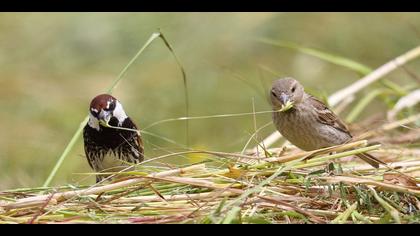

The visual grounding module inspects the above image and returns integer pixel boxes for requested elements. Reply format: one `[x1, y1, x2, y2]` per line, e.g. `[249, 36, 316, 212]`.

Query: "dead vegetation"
[1, 112, 419, 223]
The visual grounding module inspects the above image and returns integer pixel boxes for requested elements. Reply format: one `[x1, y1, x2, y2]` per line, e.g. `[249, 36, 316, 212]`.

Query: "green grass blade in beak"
[99, 119, 109, 127]
[99, 119, 140, 134]
[279, 100, 294, 112]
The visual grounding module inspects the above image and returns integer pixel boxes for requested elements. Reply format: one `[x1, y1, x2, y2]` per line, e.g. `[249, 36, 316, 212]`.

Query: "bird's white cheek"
[88, 113, 100, 131]
[113, 101, 128, 125]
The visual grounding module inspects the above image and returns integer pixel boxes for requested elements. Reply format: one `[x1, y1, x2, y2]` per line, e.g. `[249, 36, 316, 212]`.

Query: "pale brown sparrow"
[270, 77, 384, 168]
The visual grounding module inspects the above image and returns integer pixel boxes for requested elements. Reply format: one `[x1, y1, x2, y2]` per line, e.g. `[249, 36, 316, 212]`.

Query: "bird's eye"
[109, 102, 116, 110]
[90, 109, 98, 117]
[271, 90, 277, 97]
[104, 101, 116, 111]
[291, 86, 296, 93]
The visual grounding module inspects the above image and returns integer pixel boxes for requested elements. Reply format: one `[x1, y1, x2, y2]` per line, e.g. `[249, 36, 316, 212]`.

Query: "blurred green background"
[1, 12, 419, 189]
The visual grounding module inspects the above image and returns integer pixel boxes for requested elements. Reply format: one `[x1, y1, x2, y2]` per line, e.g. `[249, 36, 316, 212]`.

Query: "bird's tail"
[355, 152, 386, 168]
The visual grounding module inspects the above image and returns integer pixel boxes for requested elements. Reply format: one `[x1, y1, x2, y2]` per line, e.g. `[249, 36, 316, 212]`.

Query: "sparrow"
[270, 77, 385, 168]
[83, 94, 144, 183]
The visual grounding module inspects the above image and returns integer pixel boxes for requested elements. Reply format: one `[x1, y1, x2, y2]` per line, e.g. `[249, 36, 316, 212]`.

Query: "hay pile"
[1, 114, 419, 224]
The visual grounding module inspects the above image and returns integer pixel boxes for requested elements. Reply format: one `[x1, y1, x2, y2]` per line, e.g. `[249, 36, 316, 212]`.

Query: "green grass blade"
[106, 32, 161, 93]
[370, 187, 401, 223]
[345, 89, 385, 123]
[259, 38, 373, 75]
[221, 206, 242, 224]
[380, 80, 408, 96]
[352, 211, 373, 224]
[331, 202, 357, 224]
[158, 31, 190, 147]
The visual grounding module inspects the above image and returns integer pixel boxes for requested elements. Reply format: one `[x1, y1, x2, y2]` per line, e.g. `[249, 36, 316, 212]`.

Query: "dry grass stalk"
[1, 164, 206, 210]
[320, 176, 420, 195]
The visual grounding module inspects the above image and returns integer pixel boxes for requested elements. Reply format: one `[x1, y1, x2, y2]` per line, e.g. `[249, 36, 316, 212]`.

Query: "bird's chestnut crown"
[89, 94, 117, 118]
[270, 77, 305, 108]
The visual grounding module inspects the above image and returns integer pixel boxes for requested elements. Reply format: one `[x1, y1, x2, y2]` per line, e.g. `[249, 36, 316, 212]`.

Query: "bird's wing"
[83, 125, 97, 170]
[308, 95, 385, 169]
[307, 95, 352, 136]
[122, 117, 145, 162]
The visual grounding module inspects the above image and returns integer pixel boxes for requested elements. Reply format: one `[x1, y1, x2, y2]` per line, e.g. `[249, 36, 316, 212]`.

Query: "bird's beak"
[278, 93, 294, 112]
[98, 110, 111, 127]
[279, 93, 289, 105]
